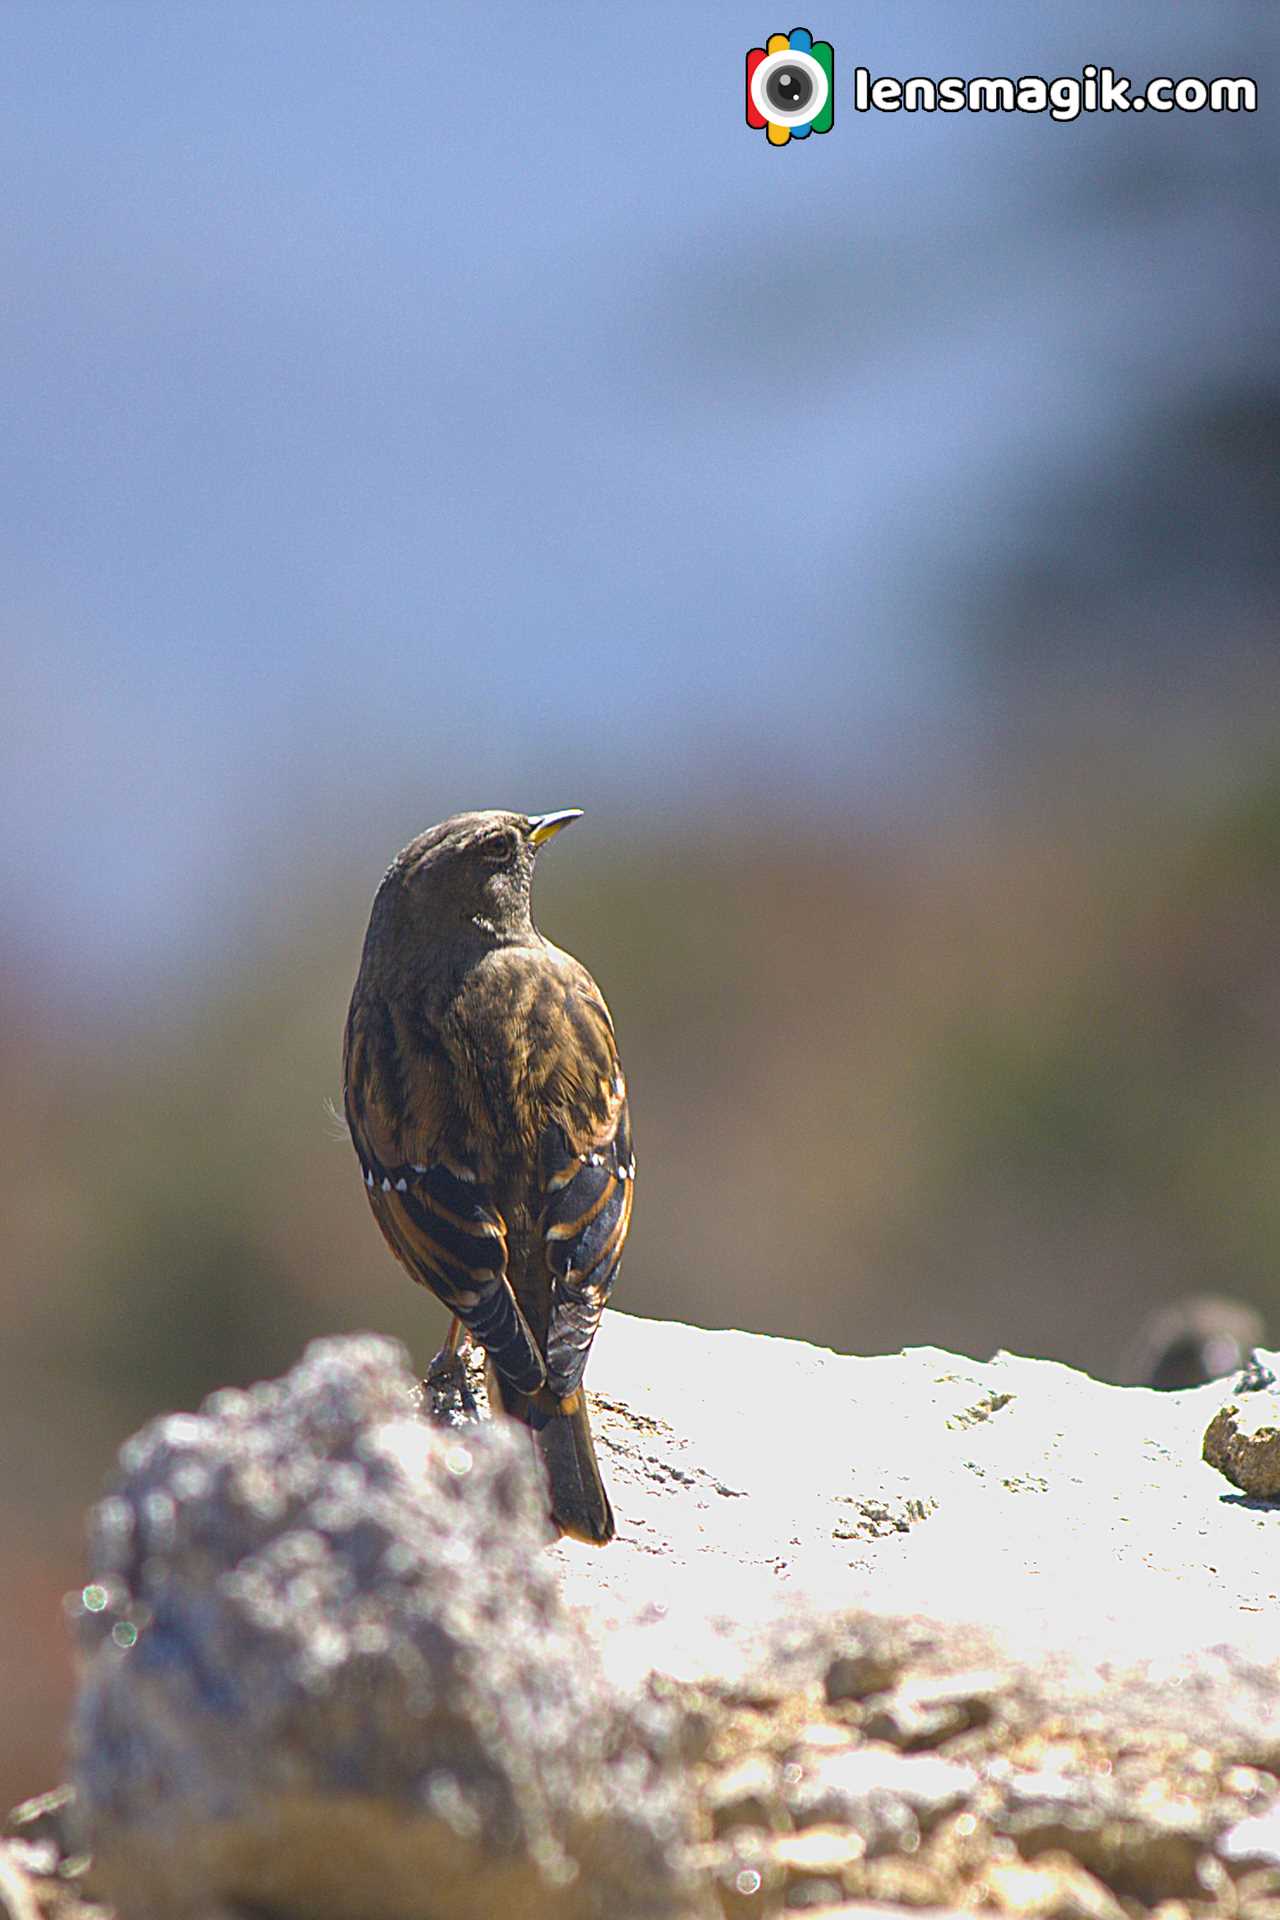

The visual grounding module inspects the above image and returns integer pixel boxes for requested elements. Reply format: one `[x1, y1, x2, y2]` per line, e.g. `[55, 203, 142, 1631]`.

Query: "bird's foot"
[423, 1342, 479, 1427]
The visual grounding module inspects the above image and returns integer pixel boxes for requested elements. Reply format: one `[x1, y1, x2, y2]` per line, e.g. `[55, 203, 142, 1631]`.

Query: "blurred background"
[3, 0, 1278, 1800]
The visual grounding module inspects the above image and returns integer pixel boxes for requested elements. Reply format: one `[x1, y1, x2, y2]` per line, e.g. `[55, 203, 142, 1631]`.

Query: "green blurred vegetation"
[6, 747, 1280, 1798]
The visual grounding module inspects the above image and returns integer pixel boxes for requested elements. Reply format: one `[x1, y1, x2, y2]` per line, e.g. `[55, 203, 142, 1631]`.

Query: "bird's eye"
[480, 832, 517, 863]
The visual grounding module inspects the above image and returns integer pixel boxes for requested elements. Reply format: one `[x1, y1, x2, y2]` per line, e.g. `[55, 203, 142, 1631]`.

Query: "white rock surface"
[556, 1315, 1278, 1688]
[54, 1316, 1280, 1920]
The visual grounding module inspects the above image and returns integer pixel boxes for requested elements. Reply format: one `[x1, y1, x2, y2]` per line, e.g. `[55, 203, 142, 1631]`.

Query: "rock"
[692, 1828, 782, 1918]
[69, 1334, 709, 1920]
[551, 1320, 1280, 1680]
[60, 1315, 1280, 1919]
[1219, 1806, 1280, 1867]
[858, 1850, 955, 1906]
[1203, 1391, 1280, 1498]
[768, 1825, 867, 1903]
[782, 1747, 976, 1845]
[0, 1847, 44, 1920]
[2, 1789, 104, 1920]
[790, 1911, 970, 1920]
[4, 1787, 86, 1882]
[704, 1754, 789, 1836]
[553, 1317, 1280, 1915]
[977, 1852, 1126, 1920]
[860, 1670, 1008, 1752]
[0, 1831, 107, 1920]
[992, 1769, 1212, 1901]
[824, 1643, 908, 1704]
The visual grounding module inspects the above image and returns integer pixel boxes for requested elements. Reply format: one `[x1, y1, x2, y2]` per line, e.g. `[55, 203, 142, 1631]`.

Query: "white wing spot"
[381, 1177, 392, 1192]
[395, 1178, 408, 1192]
[365, 1169, 374, 1188]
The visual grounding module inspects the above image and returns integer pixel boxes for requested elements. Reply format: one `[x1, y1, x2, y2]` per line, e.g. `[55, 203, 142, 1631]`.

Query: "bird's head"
[383, 808, 583, 945]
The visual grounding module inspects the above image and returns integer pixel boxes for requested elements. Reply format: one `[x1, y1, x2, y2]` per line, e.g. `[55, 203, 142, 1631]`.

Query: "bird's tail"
[487, 1368, 615, 1545]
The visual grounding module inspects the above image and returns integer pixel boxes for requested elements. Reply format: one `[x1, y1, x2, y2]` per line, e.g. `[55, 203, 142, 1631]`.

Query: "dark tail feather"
[537, 1394, 615, 1544]
[488, 1370, 615, 1545]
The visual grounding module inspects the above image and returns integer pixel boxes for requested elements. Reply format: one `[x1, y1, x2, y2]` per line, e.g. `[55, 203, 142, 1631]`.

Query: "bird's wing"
[343, 991, 546, 1394]
[536, 965, 635, 1400]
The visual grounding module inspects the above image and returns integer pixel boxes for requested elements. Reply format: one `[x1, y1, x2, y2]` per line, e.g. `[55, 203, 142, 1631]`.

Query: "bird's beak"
[527, 808, 584, 848]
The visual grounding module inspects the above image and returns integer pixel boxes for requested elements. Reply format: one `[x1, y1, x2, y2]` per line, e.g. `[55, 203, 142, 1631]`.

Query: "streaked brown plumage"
[342, 808, 633, 1543]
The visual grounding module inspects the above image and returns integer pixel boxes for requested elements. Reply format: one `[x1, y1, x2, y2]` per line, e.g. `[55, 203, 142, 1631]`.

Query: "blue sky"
[1, 1, 1275, 994]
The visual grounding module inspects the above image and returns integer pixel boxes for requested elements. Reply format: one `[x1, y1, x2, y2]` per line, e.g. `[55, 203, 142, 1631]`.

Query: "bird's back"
[434, 938, 620, 1157]
[433, 942, 623, 1326]
[343, 815, 631, 1544]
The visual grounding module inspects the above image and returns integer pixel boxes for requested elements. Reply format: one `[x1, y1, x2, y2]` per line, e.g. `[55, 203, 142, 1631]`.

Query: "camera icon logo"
[746, 28, 834, 144]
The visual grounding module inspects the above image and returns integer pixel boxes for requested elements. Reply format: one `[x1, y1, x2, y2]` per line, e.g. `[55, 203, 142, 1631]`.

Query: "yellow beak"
[528, 809, 584, 848]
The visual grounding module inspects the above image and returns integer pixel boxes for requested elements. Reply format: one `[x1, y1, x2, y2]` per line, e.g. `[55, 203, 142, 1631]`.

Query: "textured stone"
[978, 1852, 1126, 1920]
[1221, 1807, 1280, 1867]
[993, 1772, 1212, 1902]
[57, 1316, 1280, 1920]
[704, 1753, 789, 1836]
[1203, 1391, 1280, 1499]
[860, 1671, 1007, 1752]
[69, 1334, 708, 1920]
[823, 1645, 907, 1704]
[769, 1824, 867, 1900]
[783, 1747, 975, 1848]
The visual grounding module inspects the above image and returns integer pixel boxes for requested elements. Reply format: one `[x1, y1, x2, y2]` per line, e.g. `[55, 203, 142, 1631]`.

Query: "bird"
[342, 808, 633, 1544]
[1134, 1294, 1266, 1392]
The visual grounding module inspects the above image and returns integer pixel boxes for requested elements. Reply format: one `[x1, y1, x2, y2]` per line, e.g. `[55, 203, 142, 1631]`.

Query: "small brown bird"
[342, 809, 633, 1543]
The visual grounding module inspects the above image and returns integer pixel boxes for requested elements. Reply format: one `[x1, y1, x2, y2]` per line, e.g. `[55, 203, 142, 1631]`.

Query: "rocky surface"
[552, 1315, 1280, 1683]
[14, 1313, 1280, 1920]
[64, 1334, 707, 1920]
[1203, 1377, 1280, 1498]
